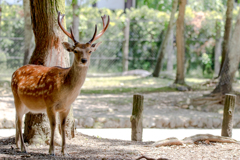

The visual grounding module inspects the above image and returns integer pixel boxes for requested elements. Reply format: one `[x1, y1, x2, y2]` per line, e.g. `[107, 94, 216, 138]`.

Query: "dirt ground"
[0, 132, 240, 160]
[1, 89, 240, 159]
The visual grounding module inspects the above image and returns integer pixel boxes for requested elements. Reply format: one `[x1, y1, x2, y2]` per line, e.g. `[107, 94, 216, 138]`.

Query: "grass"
[0, 75, 213, 94]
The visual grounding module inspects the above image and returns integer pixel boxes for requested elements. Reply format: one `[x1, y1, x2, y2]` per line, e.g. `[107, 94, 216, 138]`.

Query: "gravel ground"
[1, 132, 240, 160]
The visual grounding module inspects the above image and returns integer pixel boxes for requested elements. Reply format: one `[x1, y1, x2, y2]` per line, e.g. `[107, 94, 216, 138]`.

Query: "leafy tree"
[24, 0, 75, 146]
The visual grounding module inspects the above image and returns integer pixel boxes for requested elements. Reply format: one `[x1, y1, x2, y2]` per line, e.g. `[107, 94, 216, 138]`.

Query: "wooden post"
[221, 94, 236, 137]
[131, 94, 144, 141]
[122, 18, 130, 72]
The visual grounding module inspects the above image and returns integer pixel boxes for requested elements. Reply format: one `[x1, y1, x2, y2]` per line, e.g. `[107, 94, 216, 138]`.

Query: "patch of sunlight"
[83, 76, 171, 89]
[186, 78, 209, 84]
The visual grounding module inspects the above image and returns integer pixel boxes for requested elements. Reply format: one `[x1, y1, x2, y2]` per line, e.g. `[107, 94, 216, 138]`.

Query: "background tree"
[211, 0, 234, 94]
[174, 0, 187, 85]
[152, 0, 178, 77]
[24, 0, 75, 145]
[23, 0, 34, 65]
[217, 0, 234, 78]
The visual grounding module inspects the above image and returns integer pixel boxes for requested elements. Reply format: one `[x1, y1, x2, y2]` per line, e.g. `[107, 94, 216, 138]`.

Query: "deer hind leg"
[14, 95, 27, 152]
[59, 109, 70, 155]
[46, 108, 56, 156]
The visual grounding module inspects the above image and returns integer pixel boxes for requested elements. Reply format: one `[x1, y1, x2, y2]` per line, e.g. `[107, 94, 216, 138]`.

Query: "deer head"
[57, 12, 110, 66]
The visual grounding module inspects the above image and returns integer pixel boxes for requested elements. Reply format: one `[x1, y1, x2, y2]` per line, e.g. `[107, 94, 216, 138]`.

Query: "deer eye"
[89, 51, 92, 54]
[74, 50, 77, 53]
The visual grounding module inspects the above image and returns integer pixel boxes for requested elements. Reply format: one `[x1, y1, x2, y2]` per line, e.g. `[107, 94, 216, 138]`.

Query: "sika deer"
[11, 12, 110, 155]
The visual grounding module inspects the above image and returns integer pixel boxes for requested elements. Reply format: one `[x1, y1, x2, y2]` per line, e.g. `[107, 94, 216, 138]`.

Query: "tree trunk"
[174, 0, 187, 85]
[24, 0, 75, 146]
[212, 3, 240, 94]
[131, 94, 144, 142]
[152, 0, 178, 77]
[23, 0, 34, 65]
[167, 27, 174, 72]
[71, 0, 80, 64]
[214, 20, 222, 76]
[122, 18, 130, 72]
[221, 94, 236, 137]
[217, 0, 233, 78]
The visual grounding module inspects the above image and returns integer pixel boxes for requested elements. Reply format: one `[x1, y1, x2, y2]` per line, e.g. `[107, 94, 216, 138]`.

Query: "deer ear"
[62, 42, 74, 52]
[91, 42, 102, 52]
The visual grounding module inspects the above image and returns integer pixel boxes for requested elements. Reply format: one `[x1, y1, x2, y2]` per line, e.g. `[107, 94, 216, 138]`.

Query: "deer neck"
[64, 59, 89, 92]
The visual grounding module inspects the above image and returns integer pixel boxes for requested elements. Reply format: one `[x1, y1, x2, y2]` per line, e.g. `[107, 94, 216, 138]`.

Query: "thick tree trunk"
[24, 0, 74, 145]
[217, 0, 233, 77]
[212, 3, 240, 94]
[23, 0, 34, 65]
[214, 20, 222, 76]
[152, 0, 178, 77]
[174, 0, 186, 85]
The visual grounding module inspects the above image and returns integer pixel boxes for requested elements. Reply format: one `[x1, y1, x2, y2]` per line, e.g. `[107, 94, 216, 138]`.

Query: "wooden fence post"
[221, 94, 236, 137]
[122, 18, 130, 72]
[131, 94, 144, 141]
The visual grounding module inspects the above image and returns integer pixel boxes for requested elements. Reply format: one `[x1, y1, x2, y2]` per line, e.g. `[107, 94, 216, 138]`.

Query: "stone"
[120, 118, 131, 128]
[103, 120, 119, 128]
[212, 118, 221, 128]
[83, 117, 94, 128]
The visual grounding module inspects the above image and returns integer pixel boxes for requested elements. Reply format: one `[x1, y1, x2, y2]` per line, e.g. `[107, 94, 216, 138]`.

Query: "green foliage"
[0, 3, 24, 74]
[1, 2, 239, 77]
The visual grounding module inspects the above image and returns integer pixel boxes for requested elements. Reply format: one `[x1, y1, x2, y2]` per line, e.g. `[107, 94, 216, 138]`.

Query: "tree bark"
[23, 0, 34, 65]
[214, 20, 222, 76]
[71, 0, 80, 64]
[130, 94, 144, 142]
[174, 0, 187, 85]
[24, 0, 75, 145]
[212, 6, 240, 94]
[167, 27, 174, 72]
[221, 94, 236, 137]
[122, 18, 130, 72]
[152, 0, 178, 77]
[217, 0, 233, 78]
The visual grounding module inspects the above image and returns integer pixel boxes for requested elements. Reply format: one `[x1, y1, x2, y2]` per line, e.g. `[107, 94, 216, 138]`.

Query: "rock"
[181, 104, 189, 109]
[177, 86, 188, 91]
[104, 120, 119, 128]
[206, 118, 213, 129]
[190, 118, 198, 127]
[143, 118, 155, 128]
[119, 118, 131, 128]
[155, 118, 163, 128]
[83, 117, 94, 128]
[175, 117, 184, 128]
[197, 117, 204, 128]
[162, 117, 170, 128]
[169, 117, 176, 128]
[212, 118, 221, 128]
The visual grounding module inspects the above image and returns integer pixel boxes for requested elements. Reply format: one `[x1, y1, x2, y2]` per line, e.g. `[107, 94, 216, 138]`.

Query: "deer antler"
[87, 15, 110, 44]
[58, 11, 78, 44]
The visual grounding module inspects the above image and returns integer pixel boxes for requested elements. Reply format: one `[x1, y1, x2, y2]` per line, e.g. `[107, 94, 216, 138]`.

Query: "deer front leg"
[59, 110, 70, 155]
[47, 109, 56, 156]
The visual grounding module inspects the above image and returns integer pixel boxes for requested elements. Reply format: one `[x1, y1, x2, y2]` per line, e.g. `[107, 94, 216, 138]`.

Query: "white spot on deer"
[44, 90, 47, 93]
[30, 76, 34, 79]
[38, 76, 41, 78]
[33, 93, 35, 96]
[18, 71, 21, 75]
[49, 85, 52, 90]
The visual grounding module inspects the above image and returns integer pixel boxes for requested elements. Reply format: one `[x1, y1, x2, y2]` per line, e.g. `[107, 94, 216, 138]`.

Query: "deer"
[11, 11, 110, 156]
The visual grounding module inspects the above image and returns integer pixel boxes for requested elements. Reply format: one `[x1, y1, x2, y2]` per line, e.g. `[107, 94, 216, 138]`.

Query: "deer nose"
[81, 58, 88, 64]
